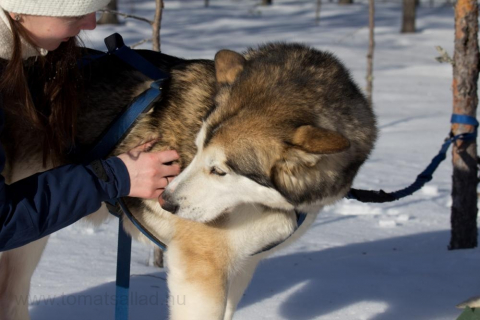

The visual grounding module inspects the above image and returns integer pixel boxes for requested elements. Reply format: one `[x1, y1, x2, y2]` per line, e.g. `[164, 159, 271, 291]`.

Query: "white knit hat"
[0, 0, 110, 17]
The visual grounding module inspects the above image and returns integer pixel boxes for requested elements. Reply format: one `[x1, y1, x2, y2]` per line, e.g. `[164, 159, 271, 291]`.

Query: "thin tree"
[449, 0, 479, 250]
[152, 0, 164, 52]
[97, 0, 119, 25]
[401, 0, 416, 33]
[315, 0, 321, 26]
[366, 0, 374, 107]
[339, 0, 353, 4]
[151, 0, 165, 265]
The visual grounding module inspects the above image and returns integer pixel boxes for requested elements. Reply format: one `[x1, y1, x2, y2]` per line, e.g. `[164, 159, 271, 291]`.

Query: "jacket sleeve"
[0, 110, 131, 252]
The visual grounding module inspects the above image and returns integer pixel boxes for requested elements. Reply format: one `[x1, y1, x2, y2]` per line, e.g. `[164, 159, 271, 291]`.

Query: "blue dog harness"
[80, 33, 307, 320]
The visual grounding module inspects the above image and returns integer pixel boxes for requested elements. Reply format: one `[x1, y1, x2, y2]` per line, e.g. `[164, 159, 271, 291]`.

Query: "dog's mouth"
[174, 205, 233, 223]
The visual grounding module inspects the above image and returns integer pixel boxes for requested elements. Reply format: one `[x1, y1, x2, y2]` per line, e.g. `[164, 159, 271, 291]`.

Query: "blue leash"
[346, 114, 478, 203]
[79, 33, 168, 320]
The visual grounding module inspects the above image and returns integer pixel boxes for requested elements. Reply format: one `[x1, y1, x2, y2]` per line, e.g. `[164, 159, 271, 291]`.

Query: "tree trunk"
[339, 0, 353, 4]
[366, 0, 375, 108]
[401, 0, 416, 33]
[315, 0, 321, 25]
[152, 0, 164, 52]
[262, 0, 272, 5]
[449, 0, 479, 250]
[97, 0, 119, 25]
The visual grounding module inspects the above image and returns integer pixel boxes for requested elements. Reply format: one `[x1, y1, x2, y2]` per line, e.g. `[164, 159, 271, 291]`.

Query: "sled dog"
[0, 43, 377, 320]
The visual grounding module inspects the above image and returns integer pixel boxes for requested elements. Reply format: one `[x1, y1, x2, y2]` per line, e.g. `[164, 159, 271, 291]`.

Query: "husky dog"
[0, 43, 376, 320]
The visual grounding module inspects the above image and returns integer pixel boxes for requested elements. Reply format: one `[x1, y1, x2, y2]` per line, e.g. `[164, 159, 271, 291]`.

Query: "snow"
[28, 1, 480, 319]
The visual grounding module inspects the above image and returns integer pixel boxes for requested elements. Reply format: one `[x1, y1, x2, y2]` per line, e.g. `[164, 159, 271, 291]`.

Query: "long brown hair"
[0, 11, 83, 166]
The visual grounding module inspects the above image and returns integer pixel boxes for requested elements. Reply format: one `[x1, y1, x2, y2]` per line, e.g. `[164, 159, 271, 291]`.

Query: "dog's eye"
[210, 167, 226, 176]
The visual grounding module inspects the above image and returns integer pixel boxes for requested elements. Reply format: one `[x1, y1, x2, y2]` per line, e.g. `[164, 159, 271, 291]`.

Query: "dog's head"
[161, 44, 377, 223]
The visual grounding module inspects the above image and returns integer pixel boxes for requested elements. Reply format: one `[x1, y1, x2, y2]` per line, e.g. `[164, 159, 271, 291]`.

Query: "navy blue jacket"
[0, 108, 131, 251]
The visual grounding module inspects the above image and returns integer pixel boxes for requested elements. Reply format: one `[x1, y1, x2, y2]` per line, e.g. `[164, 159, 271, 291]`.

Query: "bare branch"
[130, 38, 152, 49]
[98, 9, 152, 25]
[435, 46, 454, 65]
[97, 0, 119, 25]
[334, 26, 365, 44]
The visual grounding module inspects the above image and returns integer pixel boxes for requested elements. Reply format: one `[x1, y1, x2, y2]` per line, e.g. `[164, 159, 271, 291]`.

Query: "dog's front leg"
[166, 221, 230, 320]
[223, 255, 262, 320]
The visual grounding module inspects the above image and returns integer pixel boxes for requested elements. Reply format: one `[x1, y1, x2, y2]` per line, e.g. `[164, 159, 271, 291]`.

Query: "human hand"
[117, 141, 180, 200]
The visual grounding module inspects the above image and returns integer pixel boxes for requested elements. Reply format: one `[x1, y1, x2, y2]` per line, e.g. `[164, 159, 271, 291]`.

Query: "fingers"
[146, 178, 172, 201]
[157, 177, 170, 189]
[119, 144, 181, 200]
[156, 150, 180, 164]
[126, 140, 158, 158]
[160, 163, 181, 178]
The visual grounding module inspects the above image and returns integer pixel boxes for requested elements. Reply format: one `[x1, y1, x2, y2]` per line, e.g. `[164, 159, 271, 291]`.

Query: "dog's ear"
[272, 126, 350, 205]
[291, 125, 350, 154]
[215, 50, 246, 85]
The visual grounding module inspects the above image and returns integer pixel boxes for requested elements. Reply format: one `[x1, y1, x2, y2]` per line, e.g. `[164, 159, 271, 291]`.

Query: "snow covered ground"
[27, 1, 480, 319]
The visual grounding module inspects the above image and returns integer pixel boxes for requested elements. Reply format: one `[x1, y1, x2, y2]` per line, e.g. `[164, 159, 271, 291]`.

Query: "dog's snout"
[160, 191, 179, 214]
[162, 202, 179, 214]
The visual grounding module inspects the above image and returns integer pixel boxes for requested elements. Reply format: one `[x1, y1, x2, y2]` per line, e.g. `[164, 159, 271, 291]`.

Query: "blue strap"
[347, 114, 478, 203]
[104, 33, 168, 81]
[79, 33, 169, 81]
[115, 220, 132, 320]
[451, 114, 479, 127]
[117, 199, 167, 251]
[112, 46, 168, 81]
[82, 80, 164, 164]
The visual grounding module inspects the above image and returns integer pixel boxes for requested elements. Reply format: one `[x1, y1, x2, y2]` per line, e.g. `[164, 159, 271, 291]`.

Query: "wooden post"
[366, 0, 375, 108]
[449, 0, 479, 250]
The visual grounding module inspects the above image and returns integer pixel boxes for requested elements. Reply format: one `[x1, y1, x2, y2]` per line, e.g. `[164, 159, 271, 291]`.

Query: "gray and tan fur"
[0, 43, 376, 320]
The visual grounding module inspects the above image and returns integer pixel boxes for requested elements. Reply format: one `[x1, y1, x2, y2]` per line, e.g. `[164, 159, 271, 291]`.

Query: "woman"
[0, 0, 180, 251]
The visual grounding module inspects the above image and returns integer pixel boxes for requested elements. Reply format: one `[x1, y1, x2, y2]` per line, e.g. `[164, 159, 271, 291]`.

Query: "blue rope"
[346, 114, 478, 203]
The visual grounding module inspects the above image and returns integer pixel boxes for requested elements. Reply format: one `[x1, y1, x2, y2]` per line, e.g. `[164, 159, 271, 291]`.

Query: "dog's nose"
[161, 202, 179, 214]
[160, 191, 179, 214]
